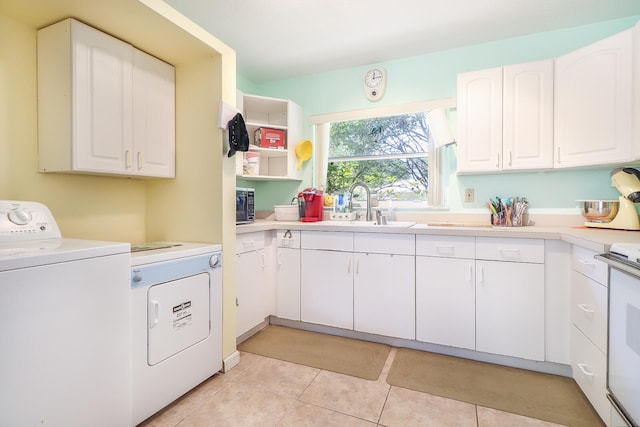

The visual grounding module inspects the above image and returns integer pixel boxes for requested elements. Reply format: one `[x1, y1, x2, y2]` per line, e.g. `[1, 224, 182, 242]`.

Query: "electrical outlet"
[464, 188, 474, 203]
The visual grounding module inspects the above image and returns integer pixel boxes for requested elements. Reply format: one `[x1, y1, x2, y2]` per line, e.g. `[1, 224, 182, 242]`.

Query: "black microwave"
[236, 187, 255, 224]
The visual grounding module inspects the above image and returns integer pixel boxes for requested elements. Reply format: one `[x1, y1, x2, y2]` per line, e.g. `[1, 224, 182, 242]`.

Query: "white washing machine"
[130, 241, 223, 425]
[0, 201, 131, 427]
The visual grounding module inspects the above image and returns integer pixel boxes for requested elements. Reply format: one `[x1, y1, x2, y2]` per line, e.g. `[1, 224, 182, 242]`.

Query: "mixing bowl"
[577, 200, 619, 223]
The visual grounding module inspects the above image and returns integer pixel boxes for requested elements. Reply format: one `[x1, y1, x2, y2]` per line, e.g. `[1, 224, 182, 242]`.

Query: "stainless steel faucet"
[348, 182, 372, 221]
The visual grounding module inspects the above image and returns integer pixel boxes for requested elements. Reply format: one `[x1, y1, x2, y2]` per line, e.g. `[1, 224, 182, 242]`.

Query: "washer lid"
[0, 238, 130, 271]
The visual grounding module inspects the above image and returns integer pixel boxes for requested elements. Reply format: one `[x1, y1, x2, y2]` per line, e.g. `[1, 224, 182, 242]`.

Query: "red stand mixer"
[297, 188, 323, 222]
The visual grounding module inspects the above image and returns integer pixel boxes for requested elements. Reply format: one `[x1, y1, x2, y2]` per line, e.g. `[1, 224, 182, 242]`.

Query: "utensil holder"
[491, 212, 527, 227]
[491, 212, 506, 226]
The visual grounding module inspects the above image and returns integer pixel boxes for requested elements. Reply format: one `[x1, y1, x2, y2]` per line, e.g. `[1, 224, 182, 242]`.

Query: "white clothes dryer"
[130, 242, 222, 425]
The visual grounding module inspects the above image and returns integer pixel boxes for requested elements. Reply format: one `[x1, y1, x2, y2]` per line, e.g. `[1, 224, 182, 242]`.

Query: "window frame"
[310, 97, 456, 208]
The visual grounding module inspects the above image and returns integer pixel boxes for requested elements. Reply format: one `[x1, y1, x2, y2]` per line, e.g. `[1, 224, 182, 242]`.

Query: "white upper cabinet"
[634, 21, 640, 161]
[457, 60, 554, 173]
[37, 19, 176, 178]
[503, 60, 554, 170]
[457, 67, 503, 172]
[235, 92, 304, 181]
[132, 48, 176, 178]
[554, 29, 633, 168]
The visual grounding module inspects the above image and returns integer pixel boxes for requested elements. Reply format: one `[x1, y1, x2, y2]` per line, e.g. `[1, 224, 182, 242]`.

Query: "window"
[311, 99, 455, 209]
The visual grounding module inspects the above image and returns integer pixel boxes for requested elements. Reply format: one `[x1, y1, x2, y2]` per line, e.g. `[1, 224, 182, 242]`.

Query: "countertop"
[236, 219, 640, 253]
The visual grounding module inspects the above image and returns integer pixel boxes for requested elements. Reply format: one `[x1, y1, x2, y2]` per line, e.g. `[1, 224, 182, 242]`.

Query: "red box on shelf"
[254, 127, 286, 149]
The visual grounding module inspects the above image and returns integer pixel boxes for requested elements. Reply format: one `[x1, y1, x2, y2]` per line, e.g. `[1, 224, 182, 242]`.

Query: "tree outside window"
[327, 112, 432, 206]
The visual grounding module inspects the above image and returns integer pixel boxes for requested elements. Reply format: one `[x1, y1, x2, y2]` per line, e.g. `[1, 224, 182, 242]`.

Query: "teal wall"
[241, 16, 640, 212]
[163, 0, 639, 212]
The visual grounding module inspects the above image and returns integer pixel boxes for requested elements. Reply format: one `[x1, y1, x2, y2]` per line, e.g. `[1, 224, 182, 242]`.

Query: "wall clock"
[363, 67, 386, 101]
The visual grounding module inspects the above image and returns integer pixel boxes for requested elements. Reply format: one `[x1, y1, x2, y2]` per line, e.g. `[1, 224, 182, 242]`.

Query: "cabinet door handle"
[557, 147, 561, 164]
[277, 250, 282, 266]
[578, 259, 596, 268]
[137, 151, 143, 170]
[125, 150, 132, 169]
[577, 363, 594, 377]
[496, 153, 500, 169]
[468, 263, 473, 282]
[347, 256, 352, 273]
[508, 151, 512, 167]
[478, 265, 484, 283]
[260, 252, 266, 269]
[355, 256, 360, 274]
[577, 303, 595, 317]
[435, 244, 454, 255]
[498, 248, 520, 258]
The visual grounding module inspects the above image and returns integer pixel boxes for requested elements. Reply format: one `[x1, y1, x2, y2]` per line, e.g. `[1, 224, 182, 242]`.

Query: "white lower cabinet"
[276, 230, 301, 321]
[354, 252, 415, 340]
[300, 249, 353, 329]
[353, 232, 415, 339]
[235, 232, 273, 338]
[570, 246, 610, 425]
[476, 259, 544, 360]
[571, 326, 609, 424]
[476, 237, 545, 361]
[300, 230, 354, 329]
[416, 256, 475, 349]
[416, 235, 545, 361]
[299, 231, 415, 338]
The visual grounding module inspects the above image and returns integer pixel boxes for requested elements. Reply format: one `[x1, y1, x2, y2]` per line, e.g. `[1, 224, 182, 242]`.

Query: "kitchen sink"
[317, 220, 416, 228]
[412, 222, 493, 229]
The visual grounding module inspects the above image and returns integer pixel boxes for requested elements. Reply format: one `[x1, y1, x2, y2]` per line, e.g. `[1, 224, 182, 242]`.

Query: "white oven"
[130, 242, 222, 425]
[598, 243, 640, 427]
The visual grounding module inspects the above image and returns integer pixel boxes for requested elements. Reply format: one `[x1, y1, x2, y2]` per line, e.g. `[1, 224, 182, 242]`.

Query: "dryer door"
[147, 272, 210, 365]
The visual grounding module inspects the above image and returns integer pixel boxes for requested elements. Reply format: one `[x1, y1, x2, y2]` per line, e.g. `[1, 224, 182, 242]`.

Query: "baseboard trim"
[223, 350, 241, 372]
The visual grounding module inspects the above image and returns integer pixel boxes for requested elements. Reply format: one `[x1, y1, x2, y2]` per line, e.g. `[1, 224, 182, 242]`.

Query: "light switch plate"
[464, 188, 474, 203]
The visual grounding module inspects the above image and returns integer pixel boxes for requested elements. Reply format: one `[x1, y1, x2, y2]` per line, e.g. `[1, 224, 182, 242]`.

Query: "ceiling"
[166, 0, 640, 83]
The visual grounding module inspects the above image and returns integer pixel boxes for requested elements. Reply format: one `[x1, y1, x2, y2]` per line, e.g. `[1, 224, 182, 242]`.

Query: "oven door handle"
[608, 393, 635, 427]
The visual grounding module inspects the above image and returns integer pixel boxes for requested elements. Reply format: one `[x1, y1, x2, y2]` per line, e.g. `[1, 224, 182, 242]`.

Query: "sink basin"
[317, 220, 416, 228]
[413, 222, 493, 228]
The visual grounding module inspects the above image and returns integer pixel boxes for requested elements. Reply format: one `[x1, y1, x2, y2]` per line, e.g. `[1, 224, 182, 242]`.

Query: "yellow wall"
[0, 0, 239, 360]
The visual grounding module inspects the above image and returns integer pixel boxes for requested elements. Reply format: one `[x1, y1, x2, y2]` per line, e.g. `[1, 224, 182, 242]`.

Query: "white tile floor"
[139, 347, 567, 427]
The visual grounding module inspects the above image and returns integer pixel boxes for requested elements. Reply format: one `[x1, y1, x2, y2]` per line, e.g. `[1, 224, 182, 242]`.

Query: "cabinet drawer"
[571, 271, 608, 354]
[354, 233, 414, 255]
[572, 245, 608, 286]
[570, 326, 608, 425]
[416, 235, 475, 259]
[236, 232, 266, 254]
[276, 229, 300, 249]
[476, 237, 544, 263]
[301, 231, 353, 252]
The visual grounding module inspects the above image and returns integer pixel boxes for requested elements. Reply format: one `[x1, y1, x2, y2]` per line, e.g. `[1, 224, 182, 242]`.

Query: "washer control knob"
[8, 208, 32, 225]
[132, 274, 142, 283]
[209, 254, 220, 268]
